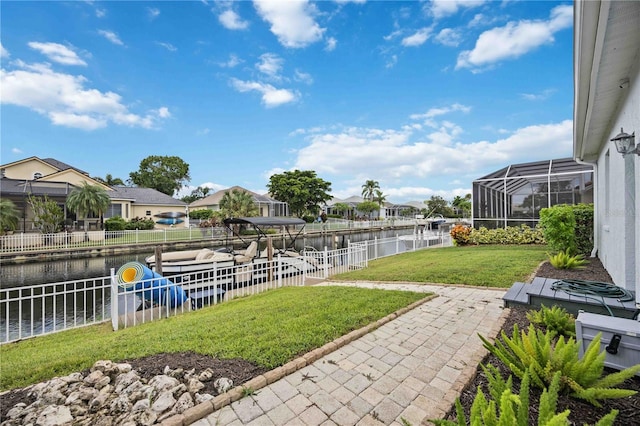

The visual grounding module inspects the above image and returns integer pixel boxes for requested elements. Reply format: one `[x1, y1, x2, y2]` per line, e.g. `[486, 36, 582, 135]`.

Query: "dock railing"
[1, 232, 450, 343]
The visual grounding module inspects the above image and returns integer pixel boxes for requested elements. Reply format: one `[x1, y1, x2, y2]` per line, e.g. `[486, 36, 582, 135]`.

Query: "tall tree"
[356, 201, 380, 219]
[66, 182, 111, 230]
[180, 186, 212, 204]
[267, 170, 332, 218]
[219, 189, 258, 218]
[373, 189, 387, 207]
[128, 155, 190, 196]
[425, 195, 454, 217]
[452, 194, 472, 218]
[28, 195, 64, 233]
[0, 199, 20, 234]
[361, 180, 380, 201]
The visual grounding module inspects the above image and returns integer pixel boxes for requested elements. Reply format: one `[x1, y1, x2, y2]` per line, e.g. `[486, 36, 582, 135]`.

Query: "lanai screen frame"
[472, 158, 593, 229]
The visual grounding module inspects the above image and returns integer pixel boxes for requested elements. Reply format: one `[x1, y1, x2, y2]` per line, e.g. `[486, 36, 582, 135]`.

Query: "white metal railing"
[0, 233, 449, 342]
[1, 276, 112, 343]
[0, 219, 424, 254]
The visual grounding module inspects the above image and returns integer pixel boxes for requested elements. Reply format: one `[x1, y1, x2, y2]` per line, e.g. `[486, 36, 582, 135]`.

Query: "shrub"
[468, 225, 544, 245]
[124, 217, 155, 230]
[431, 366, 618, 426]
[538, 204, 594, 256]
[548, 249, 589, 269]
[479, 324, 640, 406]
[189, 209, 214, 220]
[450, 224, 471, 245]
[539, 205, 576, 254]
[104, 216, 126, 231]
[572, 204, 594, 256]
[526, 305, 576, 338]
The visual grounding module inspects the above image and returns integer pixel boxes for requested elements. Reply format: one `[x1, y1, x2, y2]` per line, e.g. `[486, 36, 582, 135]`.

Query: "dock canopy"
[223, 217, 306, 253]
[223, 217, 306, 227]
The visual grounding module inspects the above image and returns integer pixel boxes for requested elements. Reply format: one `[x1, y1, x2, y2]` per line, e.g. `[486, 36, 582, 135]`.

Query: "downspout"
[575, 158, 598, 258]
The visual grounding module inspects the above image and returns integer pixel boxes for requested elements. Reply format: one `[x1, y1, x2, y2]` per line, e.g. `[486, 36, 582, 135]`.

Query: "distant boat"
[156, 218, 184, 225]
[155, 211, 187, 219]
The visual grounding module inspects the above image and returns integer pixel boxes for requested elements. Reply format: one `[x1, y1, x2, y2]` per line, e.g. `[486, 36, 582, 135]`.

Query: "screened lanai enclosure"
[472, 158, 593, 229]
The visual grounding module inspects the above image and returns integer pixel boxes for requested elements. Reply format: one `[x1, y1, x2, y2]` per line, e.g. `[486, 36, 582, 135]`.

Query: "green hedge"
[468, 225, 544, 245]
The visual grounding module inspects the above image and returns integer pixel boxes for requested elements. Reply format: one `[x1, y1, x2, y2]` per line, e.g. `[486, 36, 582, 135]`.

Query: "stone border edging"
[160, 293, 438, 426]
[328, 279, 512, 292]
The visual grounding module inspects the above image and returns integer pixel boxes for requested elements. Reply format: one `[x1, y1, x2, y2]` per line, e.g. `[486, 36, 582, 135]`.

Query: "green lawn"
[1, 244, 548, 391]
[0, 286, 426, 391]
[333, 245, 547, 287]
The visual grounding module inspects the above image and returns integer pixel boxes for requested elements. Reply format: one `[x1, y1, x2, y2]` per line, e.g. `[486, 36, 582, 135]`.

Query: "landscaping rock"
[0, 360, 228, 426]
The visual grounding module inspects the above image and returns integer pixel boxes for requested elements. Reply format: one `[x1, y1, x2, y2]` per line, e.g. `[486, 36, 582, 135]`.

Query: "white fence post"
[323, 247, 329, 279]
[277, 254, 282, 287]
[110, 268, 119, 331]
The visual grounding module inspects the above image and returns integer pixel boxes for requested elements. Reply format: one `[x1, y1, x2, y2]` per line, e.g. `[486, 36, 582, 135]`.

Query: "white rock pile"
[2, 360, 233, 426]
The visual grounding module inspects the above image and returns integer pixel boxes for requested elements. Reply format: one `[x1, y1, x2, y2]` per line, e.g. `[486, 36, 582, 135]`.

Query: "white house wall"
[596, 67, 639, 299]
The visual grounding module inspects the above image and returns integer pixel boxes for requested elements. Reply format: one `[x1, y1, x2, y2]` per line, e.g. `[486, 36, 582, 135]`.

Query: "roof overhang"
[574, 1, 640, 163]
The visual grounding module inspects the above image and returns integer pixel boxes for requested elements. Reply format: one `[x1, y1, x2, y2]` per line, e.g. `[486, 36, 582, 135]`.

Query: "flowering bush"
[450, 224, 471, 245]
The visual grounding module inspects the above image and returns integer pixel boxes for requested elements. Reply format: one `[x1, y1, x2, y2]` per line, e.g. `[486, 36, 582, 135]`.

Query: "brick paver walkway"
[187, 283, 507, 426]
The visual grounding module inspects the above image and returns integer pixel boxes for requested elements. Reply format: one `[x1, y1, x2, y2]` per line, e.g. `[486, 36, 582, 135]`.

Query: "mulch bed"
[443, 257, 640, 425]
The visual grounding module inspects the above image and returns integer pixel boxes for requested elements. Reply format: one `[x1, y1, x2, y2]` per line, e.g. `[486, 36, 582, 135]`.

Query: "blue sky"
[1, 0, 574, 203]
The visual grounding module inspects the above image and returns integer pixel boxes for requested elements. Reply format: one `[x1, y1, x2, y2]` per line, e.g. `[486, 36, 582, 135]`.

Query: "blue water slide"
[116, 261, 188, 308]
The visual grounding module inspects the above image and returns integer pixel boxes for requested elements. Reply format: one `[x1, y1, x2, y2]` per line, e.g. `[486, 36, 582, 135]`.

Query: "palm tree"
[219, 189, 258, 218]
[373, 189, 387, 207]
[93, 174, 125, 186]
[66, 182, 111, 230]
[0, 199, 20, 234]
[361, 180, 380, 201]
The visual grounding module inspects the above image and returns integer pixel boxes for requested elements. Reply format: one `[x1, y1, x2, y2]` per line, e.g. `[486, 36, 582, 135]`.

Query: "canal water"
[0, 228, 415, 287]
[0, 228, 418, 342]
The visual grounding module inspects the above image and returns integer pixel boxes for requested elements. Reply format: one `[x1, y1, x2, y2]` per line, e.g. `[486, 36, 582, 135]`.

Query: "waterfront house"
[189, 186, 289, 217]
[573, 1, 640, 302]
[0, 156, 186, 231]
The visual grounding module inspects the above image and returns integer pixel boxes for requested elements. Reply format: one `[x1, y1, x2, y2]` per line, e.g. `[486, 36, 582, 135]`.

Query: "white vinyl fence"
[1, 233, 450, 343]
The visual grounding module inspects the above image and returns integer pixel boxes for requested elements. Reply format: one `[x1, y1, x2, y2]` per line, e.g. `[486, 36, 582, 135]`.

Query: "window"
[105, 204, 122, 219]
[146, 210, 151, 216]
[33, 172, 42, 179]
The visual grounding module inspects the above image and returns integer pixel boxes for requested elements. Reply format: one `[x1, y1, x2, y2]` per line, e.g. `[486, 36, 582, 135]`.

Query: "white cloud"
[385, 54, 398, 69]
[434, 28, 462, 47]
[148, 7, 160, 20]
[219, 54, 242, 68]
[12, 147, 23, 154]
[156, 42, 177, 52]
[288, 118, 572, 187]
[456, 5, 572, 70]
[521, 88, 556, 101]
[196, 128, 210, 136]
[256, 53, 283, 78]
[219, 9, 249, 30]
[401, 28, 431, 47]
[28, 42, 87, 66]
[409, 103, 471, 124]
[253, 0, 325, 48]
[294, 69, 313, 84]
[95, 8, 106, 18]
[429, 0, 486, 19]
[325, 37, 337, 52]
[1, 42, 9, 58]
[1, 61, 169, 130]
[98, 30, 124, 46]
[230, 78, 299, 107]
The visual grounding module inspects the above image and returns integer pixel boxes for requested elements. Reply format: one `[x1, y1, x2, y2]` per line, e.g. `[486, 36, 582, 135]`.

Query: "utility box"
[575, 312, 640, 374]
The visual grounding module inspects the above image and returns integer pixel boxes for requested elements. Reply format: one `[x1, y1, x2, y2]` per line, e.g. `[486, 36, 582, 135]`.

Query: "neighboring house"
[107, 186, 187, 227]
[189, 186, 289, 217]
[326, 196, 393, 219]
[0, 156, 186, 230]
[574, 1, 640, 302]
